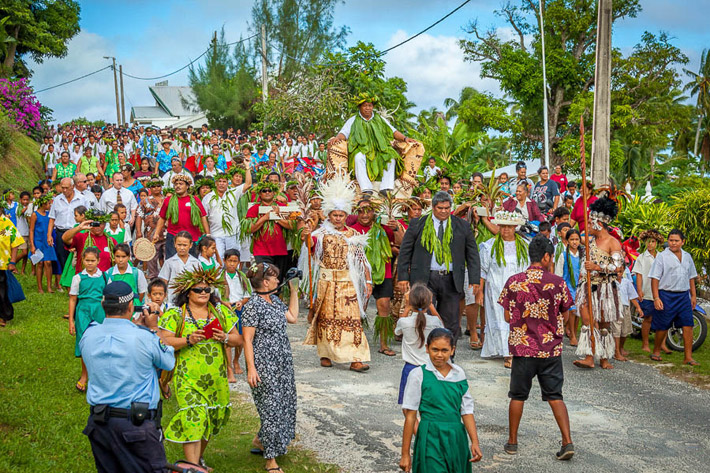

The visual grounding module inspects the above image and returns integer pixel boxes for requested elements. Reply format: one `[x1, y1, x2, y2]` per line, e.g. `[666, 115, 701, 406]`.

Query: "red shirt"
[571, 195, 598, 231]
[498, 266, 573, 358]
[245, 201, 288, 256]
[69, 232, 117, 272]
[158, 194, 207, 240]
[350, 220, 395, 279]
[550, 173, 568, 193]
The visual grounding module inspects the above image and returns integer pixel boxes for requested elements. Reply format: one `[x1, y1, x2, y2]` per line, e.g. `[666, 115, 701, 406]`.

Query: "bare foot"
[662, 347, 673, 355]
[614, 354, 628, 362]
[641, 346, 651, 353]
[47, 288, 54, 294]
[573, 359, 595, 369]
[622, 349, 630, 356]
[234, 364, 244, 375]
[599, 359, 614, 369]
[569, 338, 578, 347]
[37, 289, 45, 294]
[227, 369, 237, 383]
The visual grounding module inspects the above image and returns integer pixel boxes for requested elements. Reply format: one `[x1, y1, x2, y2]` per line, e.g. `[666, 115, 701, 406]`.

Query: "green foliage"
[0, 273, 340, 473]
[256, 42, 415, 138]
[458, 1, 689, 168]
[250, 0, 348, 87]
[652, 176, 710, 203]
[62, 116, 105, 127]
[187, 29, 258, 130]
[0, 121, 43, 191]
[669, 189, 710, 272]
[616, 194, 672, 239]
[0, 1, 81, 77]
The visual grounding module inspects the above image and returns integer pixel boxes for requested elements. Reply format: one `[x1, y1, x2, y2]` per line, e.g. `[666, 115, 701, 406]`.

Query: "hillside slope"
[0, 131, 43, 192]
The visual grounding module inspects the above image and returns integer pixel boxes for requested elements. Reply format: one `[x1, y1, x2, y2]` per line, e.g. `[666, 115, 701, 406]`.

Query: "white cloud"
[382, 30, 501, 115]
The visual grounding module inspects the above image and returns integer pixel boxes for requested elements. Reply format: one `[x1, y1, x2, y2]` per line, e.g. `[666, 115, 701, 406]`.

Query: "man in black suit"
[398, 191, 480, 339]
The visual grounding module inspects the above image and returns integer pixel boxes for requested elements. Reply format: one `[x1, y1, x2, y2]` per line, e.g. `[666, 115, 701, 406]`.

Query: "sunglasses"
[190, 287, 212, 294]
[260, 189, 273, 193]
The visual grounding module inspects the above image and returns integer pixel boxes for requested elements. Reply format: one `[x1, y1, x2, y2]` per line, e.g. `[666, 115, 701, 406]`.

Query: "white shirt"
[401, 358, 474, 415]
[99, 187, 138, 221]
[423, 165, 441, 181]
[619, 273, 639, 307]
[158, 254, 200, 307]
[162, 170, 194, 188]
[632, 250, 656, 301]
[105, 225, 132, 244]
[394, 313, 444, 366]
[105, 264, 148, 295]
[15, 205, 31, 236]
[430, 216, 452, 271]
[69, 269, 104, 295]
[226, 271, 251, 304]
[48, 192, 87, 230]
[76, 188, 99, 209]
[648, 247, 697, 292]
[203, 186, 244, 237]
[339, 112, 396, 139]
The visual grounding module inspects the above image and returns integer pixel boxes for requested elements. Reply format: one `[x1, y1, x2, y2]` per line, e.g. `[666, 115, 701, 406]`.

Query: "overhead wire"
[32, 0, 470, 93]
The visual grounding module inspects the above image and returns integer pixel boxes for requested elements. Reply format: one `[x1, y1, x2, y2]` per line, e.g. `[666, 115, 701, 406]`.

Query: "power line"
[121, 33, 258, 81]
[269, 0, 472, 67]
[34, 65, 112, 93]
[380, 0, 472, 54]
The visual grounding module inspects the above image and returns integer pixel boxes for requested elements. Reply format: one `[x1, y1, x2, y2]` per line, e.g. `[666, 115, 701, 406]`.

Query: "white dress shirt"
[430, 216, 452, 271]
[203, 186, 244, 238]
[77, 188, 99, 209]
[648, 247, 698, 292]
[632, 250, 656, 300]
[99, 187, 138, 221]
[48, 191, 87, 230]
[401, 358, 474, 415]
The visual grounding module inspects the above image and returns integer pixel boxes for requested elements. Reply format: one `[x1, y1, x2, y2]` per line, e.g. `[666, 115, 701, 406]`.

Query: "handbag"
[6, 270, 25, 304]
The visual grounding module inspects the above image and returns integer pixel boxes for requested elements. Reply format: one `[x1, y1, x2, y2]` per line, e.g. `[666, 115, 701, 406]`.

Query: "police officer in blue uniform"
[80, 281, 175, 473]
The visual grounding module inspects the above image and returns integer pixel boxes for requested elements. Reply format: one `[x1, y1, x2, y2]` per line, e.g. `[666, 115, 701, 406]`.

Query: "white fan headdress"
[319, 171, 357, 215]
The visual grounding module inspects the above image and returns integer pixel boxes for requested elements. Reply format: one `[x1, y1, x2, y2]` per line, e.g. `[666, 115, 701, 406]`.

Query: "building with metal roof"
[130, 82, 206, 128]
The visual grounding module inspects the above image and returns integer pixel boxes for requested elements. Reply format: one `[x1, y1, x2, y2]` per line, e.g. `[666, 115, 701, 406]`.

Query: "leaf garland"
[165, 194, 205, 232]
[421, 212, 453, 270]
[365, 220, 392, 285]
[348, 113, 402, 182]
[490, 234, 528, 267]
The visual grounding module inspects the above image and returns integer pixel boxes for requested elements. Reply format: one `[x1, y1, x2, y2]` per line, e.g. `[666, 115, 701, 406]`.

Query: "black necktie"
[437, 220, 444, 242]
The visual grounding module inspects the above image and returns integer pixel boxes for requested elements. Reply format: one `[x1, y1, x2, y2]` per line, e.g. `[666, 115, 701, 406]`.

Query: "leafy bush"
[669, 189, 710, 275]
[616, 194, 673, 238]
[0, 78, 44, 137]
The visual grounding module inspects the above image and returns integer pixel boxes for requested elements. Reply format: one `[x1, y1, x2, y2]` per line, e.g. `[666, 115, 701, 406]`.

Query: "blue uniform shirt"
[80, 318, 175, 409]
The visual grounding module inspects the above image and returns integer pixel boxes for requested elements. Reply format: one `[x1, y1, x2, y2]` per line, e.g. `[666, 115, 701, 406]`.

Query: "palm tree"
[443, 87, 478, 120]
[683, 49, 710, 158]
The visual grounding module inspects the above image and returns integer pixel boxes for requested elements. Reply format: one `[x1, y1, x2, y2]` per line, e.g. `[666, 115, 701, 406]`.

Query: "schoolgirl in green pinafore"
[69, 252, 107, 358]
[197, 236, 222, 271]
[400, 328, 482, 473]
[105, 243, 148, 306]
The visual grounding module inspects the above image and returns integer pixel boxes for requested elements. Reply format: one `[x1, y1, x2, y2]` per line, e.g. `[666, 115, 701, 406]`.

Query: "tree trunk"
[1, 25, 20, 76]
[693, 110, 703, 157]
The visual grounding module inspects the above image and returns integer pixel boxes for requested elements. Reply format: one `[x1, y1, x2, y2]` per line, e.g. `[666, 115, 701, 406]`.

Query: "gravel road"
[233, 311, 710, 473]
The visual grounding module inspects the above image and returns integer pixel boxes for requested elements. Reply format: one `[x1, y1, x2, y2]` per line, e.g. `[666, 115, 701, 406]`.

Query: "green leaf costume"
[348, 114, 401, 182]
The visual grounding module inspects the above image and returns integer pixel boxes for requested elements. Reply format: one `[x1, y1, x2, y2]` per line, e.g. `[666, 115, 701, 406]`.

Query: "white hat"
[491, 210, 526, 226]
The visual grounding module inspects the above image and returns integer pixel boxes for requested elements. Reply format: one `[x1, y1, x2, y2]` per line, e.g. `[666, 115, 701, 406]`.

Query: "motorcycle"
[630, 304, 708, 352]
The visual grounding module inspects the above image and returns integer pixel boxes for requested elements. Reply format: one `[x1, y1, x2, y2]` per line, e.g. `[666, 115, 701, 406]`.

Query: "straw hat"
[491, 210, 526, 226]
[133, 238, 156, 262]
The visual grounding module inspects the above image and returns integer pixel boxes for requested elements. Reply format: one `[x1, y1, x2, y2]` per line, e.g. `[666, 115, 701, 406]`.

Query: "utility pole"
[104, 56, 120, 125]
[590, 0, 612, 186]
[119, 65, 126, 125]
[261, 24, 268, 132]
[538, 0, 550, 168]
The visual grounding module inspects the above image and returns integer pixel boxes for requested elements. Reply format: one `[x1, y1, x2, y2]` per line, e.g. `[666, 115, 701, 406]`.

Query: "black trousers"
[0, 270, 13, 321]
[83, 415, 168, 473]
[55, 228, 70, 272]
[427, 271, 464, 339]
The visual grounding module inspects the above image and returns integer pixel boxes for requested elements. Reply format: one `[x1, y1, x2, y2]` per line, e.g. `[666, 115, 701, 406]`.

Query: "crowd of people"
[0, 94, 700, 472]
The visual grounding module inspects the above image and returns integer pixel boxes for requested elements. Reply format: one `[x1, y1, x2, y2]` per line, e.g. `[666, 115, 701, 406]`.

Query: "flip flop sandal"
[504, 443, 518, 455]
[649, 355, 663, 362]
[349, 363, 370, 372]
[376, 348, 394, 356]
[469, 341, 482, 350]
[686, 360, 700, 366]
[75, 381, 87, 392]
[250, 448, 264, 455]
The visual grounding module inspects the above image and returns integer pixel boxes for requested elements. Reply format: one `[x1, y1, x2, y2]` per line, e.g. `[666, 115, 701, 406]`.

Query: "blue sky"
[31, 0, 710, 124]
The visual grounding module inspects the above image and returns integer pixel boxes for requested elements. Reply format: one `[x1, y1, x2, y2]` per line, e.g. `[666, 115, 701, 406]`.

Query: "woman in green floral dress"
[159, 267, 242, 468]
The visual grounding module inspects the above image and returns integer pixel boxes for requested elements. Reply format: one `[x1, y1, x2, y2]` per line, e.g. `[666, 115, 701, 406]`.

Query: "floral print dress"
[241, 294, 297, 459]
[159, 303, 239, 443]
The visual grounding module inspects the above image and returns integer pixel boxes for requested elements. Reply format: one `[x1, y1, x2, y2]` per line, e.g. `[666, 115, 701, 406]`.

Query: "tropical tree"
[443, 86, 478, 120]
[0, 1, 81, 77]
[683, 49, 710, 159]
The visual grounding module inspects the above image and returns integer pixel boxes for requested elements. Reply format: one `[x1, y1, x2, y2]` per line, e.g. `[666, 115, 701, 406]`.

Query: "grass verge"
[0, 130, 43, 192]
[623, 333, 710, 388]
[0, 273, 340, 473]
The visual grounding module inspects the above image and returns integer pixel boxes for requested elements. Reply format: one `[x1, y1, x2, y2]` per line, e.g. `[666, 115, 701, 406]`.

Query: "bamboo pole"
[580, 115, 596, 354]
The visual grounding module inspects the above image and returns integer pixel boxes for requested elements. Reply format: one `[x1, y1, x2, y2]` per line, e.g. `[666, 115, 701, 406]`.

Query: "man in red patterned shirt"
[497, 236, 575, 461]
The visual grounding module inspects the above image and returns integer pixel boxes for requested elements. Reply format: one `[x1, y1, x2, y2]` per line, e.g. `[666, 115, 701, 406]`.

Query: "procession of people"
[1, 93, 701, 473]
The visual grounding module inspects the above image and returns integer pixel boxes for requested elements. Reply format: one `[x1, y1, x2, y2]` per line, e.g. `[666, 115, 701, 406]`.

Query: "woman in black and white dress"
[242, 262, 298, 473]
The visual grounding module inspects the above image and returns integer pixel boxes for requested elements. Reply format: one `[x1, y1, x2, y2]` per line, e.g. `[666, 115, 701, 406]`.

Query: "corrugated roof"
[131, 106, 171, 119]
[149, 86, 201, 117]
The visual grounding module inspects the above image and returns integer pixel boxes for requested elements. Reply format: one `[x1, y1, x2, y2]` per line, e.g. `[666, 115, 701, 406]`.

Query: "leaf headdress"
[169, 266, 225, 294]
